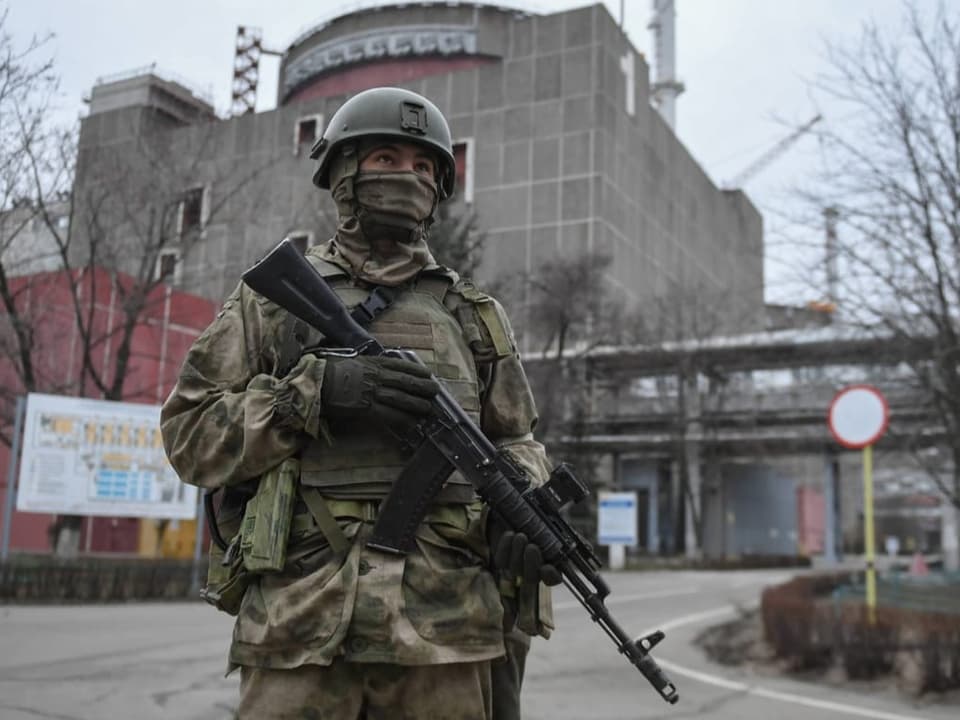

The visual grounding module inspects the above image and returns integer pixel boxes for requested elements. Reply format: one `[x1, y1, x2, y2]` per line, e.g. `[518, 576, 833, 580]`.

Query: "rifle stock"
[241, 239, 680, 705]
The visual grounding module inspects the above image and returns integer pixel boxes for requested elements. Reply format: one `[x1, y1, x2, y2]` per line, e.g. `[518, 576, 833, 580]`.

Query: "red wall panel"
[286, 56, 497, 104]
[0, 268, 216, 555]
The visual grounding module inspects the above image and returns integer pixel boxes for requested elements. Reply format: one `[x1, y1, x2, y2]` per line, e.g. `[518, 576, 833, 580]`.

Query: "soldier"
[161, 86, 558, 719]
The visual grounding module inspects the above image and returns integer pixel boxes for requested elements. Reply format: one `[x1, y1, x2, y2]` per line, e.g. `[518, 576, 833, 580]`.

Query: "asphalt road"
[0, 569, 954, 719]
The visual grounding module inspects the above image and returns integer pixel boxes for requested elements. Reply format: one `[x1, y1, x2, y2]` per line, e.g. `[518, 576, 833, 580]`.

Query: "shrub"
[761, 572, 960, 695]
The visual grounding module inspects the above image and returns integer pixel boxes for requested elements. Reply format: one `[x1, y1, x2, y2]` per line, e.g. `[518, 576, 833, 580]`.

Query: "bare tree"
[518, 252, 618, 490]
[0, 8, 60, 434]
[624, 284, 738, 556]
[794, 2, 960, 534]
[0, 12, 274, 553]
[428, 201, 487, 277]
[527, 251, 616, 359]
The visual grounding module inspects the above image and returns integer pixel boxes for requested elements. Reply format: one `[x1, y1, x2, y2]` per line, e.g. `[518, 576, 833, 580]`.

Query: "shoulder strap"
[414, 272, 454, 305]
[451, 280, 514, 358]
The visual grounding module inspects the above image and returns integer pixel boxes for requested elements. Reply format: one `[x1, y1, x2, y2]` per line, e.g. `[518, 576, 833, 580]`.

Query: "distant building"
[72, 2, 764, 348]
[0, 267, 217, 554]
[0, 201, 69, 277]
[525, 324, 954, 561]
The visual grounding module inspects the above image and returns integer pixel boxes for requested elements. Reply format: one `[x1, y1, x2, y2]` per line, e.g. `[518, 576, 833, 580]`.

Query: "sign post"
[828, 384, 889, 623]
[598, 491, 638, 570]
[1, 396, 26, 561]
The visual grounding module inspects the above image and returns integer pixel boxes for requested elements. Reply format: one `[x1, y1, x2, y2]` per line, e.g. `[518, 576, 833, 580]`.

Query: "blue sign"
[597, 491, 638, 546]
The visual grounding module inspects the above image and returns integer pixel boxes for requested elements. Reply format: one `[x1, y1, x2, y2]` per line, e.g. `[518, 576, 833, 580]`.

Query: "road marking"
[552, 586, 700, 611]
[730, 574, 791, 588]
[653, 605, 739, 633]
[653, 605, 935, 720]
[658, 659, 935, 720]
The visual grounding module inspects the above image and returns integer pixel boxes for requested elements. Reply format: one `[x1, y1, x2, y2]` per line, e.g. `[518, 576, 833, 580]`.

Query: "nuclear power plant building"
[74, 2, 764, 339]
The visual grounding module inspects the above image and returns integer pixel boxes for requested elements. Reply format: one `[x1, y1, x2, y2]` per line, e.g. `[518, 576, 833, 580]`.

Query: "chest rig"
[274, 256, 510, 505]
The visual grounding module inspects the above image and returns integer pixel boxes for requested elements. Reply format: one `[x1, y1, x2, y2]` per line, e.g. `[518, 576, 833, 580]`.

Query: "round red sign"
[827, 384, 889, 449]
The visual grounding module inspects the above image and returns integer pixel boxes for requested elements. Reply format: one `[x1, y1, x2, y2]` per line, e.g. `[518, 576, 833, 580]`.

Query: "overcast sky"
[6, 0, 912, 303]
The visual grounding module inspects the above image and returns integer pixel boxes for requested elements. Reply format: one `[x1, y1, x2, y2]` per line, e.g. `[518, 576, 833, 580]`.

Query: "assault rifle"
[241, 239, 679, 705]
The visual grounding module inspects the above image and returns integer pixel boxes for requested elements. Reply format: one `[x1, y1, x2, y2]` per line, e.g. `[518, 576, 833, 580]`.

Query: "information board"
[15, 393, 196, 519]
[597, 491, 638, 546]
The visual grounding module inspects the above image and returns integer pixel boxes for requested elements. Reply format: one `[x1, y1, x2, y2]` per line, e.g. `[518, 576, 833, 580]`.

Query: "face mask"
[331, 170, 439, 286]
[353, 171, 438, 243]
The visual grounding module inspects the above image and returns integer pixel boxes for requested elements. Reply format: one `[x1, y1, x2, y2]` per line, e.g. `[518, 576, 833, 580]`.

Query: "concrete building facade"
[72, 2, 764, 344]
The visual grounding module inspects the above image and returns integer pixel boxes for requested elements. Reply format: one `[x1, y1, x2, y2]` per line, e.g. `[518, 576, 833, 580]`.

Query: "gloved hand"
[492, 527, 563, 631]
[493, 529, 564, 588]
[321, 355, 439, 431]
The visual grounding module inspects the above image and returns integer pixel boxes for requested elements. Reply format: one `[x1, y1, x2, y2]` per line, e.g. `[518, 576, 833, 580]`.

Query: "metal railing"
[833, 572, 960, 614]
[0, 555, 206, 603]
[287, 0, 543, 50]
[94, 63, 215, 105]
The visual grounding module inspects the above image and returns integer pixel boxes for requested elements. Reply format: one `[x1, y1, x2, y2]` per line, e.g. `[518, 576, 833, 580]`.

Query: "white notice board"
[15, 393, 197, 519]
[597, 491, 638, 546]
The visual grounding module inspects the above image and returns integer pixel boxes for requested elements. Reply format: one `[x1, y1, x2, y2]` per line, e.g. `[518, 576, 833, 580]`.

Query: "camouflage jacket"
[161, 241, 550, 669]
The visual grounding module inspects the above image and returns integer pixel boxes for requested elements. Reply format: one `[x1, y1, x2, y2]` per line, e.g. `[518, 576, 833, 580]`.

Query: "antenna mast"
[231, 26, 283, 117]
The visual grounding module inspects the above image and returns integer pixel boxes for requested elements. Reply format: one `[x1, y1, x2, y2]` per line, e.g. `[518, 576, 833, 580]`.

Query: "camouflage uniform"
[161, 241, 550, 718]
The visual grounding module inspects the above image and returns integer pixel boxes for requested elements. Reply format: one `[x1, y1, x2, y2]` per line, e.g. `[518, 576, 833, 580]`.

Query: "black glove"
[321, 355, 439, 431]
[492, 527, 563, 631]
[493, 529, 564, 589]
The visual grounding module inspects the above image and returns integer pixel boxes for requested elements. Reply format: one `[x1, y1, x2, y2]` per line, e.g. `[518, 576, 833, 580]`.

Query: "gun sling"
[298, 486, 351, 554]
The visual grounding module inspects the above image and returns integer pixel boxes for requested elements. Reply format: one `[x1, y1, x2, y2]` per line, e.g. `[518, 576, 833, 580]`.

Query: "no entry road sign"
[828, 384, 889, 449]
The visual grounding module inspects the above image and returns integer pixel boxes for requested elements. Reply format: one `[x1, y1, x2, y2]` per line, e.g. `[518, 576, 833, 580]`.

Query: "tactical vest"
[285, 257, 510, 504]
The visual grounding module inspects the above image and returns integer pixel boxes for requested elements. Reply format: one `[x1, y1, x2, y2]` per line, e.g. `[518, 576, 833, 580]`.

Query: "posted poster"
[597, 491, 638, 546]
[15, 393, 197, 519]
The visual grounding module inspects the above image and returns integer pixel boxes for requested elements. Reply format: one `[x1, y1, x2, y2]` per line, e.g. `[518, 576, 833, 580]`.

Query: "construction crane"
[724, 114, 822, 189]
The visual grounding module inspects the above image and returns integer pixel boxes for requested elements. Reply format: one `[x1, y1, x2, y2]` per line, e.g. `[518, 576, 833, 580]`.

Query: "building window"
[286, 232, 312, 255]
[452, 139, 474, 204]
[294, 114, 323, 156]
[155, 248, 180, 282]
[179, 187, 207, 236]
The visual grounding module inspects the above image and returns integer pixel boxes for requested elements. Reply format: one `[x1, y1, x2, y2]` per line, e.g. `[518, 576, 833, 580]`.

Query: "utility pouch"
[240, 457, 298, 573]
[202, 535, 252, 616]
[201, 491, 250, 615]
[515, 583, 555, 639]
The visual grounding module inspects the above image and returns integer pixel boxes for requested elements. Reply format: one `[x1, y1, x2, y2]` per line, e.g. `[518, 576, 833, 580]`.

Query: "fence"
[833, 572, 960, 614]
[0, 555, 206, 603]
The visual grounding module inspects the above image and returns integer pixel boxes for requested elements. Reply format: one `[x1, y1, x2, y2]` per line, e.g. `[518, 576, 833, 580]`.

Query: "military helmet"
[310, 86, 456, 199]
